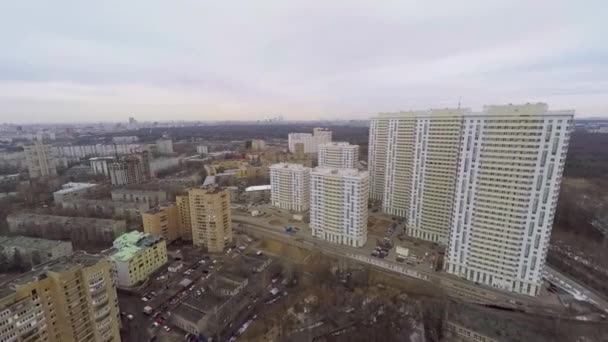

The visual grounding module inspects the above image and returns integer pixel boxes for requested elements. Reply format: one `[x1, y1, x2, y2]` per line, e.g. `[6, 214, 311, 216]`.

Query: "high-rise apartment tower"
[368, 103, 573, 296]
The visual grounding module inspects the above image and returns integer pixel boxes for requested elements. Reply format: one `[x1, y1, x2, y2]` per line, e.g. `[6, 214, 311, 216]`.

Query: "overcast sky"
[1, 1, 607, 123]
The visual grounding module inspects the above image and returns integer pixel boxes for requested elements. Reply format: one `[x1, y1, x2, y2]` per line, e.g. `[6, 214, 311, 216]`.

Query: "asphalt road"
[545, 266, 608, 311]
[232, 214, 595, 315]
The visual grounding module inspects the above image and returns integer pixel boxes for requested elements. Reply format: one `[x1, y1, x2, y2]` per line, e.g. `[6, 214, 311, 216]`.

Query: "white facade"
[270, 163, 310, 212]
[310, 168, 369, 247]
[196, 145, 209, 154]
[54, 143, 144, 161]
[368, 102, 573, 296]
[318, 142, 359, 169]
[156, 139, 174, 154]
[288, 127, 332, 153]
[24, 140, 57, 178]
[90, 157, 114, 176]
[445, 104, 573, 296]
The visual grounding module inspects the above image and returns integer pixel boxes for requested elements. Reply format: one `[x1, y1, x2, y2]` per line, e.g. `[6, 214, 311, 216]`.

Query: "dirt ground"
[367, 216, 393, 235]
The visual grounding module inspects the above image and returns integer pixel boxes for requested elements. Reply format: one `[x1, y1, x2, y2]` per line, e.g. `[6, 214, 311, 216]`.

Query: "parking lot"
[118, 235, 273, 342]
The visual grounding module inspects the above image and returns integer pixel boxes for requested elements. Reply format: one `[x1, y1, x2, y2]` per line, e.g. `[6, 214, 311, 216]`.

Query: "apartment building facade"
[24, 140, 57, 178]
[188, 187, 233, 253]
[368, 103, 573, 296]
[318, 142, 360, 169]
[176, 195, 193, 241]
[0, 253, 121, 342]
[288, 127, 332, 153]
[310, 168, 369, 247]
[445, 104, 573, 296]
[142, 202, 180, 242]
[108, 231, 167, 288]
[108, 151, 151, 186]
[269, 163, 311, 212]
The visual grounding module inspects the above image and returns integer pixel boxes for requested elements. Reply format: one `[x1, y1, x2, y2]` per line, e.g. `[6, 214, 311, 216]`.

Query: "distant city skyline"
[1, 1, 607, 123]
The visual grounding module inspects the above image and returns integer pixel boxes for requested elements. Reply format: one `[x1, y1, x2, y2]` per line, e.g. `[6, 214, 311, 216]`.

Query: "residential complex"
[108, 231, 167, 288]
[24, 139, 57, 178]
[142, 202, 180, 242]
[188, 186, 233, 253]
[288, 127, 332, 153]
[368, 103, 573, 296]
[318, 142, 360, 169]
[0, 253, 121, 342]
[369, 108, 467, 241]
[0, 235, 73, 265]
[270, 163, 311, 212]
[108, 151, 152, 186]
[310, 168, 369, 247]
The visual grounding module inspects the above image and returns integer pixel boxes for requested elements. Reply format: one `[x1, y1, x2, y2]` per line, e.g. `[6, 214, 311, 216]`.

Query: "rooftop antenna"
[458, 97, 462, 109]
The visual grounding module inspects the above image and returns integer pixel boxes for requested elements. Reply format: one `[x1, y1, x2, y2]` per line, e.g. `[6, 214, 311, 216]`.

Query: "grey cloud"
[0, 0, 607, 122]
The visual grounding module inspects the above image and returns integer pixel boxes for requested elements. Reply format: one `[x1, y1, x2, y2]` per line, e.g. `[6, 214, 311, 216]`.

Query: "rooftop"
[0, 235, 71, 251]
[53, 182, 97, 195]
[144, 202, 175, 214]
[110, 231, 164, 262]
[8, 213, 125, 228]
[270, 162, 309, 170]
[319, 142, 358, 148]
[312, 167, 368, 178]
[5, 252, 104, 289]
[245, 185, 271, 192]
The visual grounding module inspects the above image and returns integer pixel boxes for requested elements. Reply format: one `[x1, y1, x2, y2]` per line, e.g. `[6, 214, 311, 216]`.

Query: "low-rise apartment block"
[0, 235, 73, 266]
[111, 188, 167, 207]
[108, 231, 167, 288]
[7, 213, 127, 246]
[59, 198, 149, 220]
[52, 182, 98, 203]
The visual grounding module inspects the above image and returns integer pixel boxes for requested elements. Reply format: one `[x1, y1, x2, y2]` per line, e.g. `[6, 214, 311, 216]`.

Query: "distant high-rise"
[108, 151, 151, 186]
[310, 167, 369, 247]
[156, 139, 174, 154]
[24, 139, 57, 178]
[0, 253, 121, 342]
[270, 163, 310, 212]
[368, 103, 573, 296]
[288, 127, 332, 153]
[318, 142, 359, 169]
[188, 186, 232, 253]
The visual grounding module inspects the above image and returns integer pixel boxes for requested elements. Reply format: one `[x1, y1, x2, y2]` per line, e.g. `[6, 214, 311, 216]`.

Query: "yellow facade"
[109, 232, 167, 288]
[0, 254, 120, 342]
[188, 187, 233, 253]
[142, 202, 180, 242]
[176, 195, 192, 241]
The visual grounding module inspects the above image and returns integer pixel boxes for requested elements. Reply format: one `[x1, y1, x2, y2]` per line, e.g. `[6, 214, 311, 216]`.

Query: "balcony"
[89, 277, 105, 288]
[95, 307, 111, 322]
